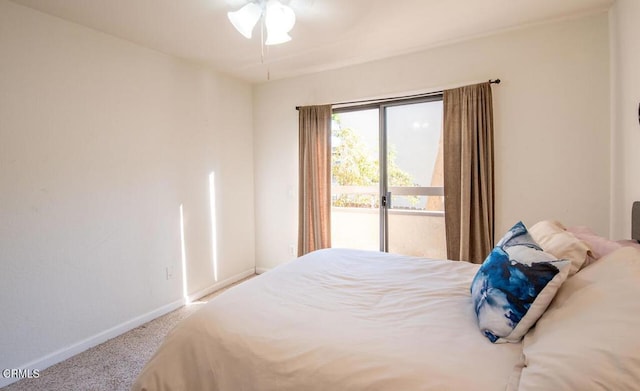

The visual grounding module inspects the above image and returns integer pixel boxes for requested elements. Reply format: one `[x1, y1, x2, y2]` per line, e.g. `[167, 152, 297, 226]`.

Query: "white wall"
[0, 0, 255, 377]
[253, 13, 611, 270]
[610, 0, 640, 239]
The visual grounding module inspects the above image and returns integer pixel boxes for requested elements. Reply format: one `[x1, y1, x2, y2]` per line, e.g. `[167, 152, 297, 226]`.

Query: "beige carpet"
[2, 276, 255, 391]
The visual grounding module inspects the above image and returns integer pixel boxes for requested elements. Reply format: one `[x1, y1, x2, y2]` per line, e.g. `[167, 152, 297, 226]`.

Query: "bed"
[132, 218, 640, 391]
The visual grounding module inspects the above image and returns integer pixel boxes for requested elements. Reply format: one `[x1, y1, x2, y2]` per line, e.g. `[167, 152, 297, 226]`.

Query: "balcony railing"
[331, 185, 447, 259]
[331, 185, 444, 216]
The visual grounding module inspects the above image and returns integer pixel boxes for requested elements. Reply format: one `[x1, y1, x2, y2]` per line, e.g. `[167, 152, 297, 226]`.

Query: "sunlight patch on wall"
[209, 172, 219, 282]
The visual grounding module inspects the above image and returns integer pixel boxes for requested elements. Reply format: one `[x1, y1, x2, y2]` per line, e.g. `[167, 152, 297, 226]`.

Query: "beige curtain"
[298, 105, 332, 256]
[443, 82, 495, 263]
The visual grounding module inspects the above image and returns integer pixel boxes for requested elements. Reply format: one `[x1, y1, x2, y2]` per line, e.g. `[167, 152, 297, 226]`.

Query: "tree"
[331, 114, 415, 208]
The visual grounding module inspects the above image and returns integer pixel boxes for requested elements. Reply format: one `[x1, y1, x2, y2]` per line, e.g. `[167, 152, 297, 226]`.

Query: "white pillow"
[518, 246, 640, 390]
[529, 220, 591, 276]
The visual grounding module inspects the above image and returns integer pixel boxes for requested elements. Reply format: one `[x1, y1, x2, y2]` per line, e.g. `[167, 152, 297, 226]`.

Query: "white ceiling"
[10, 0, 614, 83]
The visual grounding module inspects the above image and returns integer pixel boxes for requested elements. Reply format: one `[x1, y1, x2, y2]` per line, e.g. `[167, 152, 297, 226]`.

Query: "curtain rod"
[295, 79, 501, 110]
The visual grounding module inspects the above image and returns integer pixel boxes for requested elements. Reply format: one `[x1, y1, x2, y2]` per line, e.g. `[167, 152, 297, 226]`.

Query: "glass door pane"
[330, 109, 380, 251]
[385, 100, 446, 258]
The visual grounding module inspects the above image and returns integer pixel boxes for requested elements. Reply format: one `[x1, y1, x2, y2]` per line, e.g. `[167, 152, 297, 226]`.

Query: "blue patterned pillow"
[471, 221, 571, 343]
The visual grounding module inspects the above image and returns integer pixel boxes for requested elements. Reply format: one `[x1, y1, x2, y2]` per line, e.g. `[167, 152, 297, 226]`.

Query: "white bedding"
[133, 249, 524, 391]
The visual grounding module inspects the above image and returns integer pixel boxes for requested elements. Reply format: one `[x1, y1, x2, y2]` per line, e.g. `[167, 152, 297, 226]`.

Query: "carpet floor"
[2, 275, 255, 391]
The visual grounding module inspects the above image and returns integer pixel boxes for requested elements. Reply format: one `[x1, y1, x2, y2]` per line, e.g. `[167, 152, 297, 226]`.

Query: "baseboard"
[0, 268, 256, 389]
[255, 267, 271, 274]
[186, 268, 256, 302]
[0, 297, 183, 388]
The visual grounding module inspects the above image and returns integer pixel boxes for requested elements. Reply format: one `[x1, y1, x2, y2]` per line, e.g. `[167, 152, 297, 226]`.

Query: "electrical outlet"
[288, 244, 295, 256]
[165, 266, 174, 280]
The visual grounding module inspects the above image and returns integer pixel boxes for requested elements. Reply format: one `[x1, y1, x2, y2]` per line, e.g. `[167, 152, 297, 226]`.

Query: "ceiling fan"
[225, 0, 314, 45]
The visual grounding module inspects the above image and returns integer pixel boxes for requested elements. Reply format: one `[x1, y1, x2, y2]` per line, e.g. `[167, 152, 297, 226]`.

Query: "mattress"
[133, 248, 524, 391]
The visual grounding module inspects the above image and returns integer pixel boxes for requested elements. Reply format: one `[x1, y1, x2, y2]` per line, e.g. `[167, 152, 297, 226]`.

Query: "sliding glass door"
[383, 99, 446, 258]
[331, 97, 446, 258]
[330, 108, 380, 251]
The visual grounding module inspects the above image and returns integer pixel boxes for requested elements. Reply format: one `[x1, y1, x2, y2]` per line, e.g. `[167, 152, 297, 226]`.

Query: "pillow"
[529, 220, 591, 275]
[616, 239, 640, 251]
[518, 246, 640, 390]
[566, 226, 622, 260]
[470, 221, 571, 343]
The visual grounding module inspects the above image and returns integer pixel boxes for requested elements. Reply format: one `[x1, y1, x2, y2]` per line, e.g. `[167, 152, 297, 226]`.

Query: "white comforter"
[133, 249, 524, 391]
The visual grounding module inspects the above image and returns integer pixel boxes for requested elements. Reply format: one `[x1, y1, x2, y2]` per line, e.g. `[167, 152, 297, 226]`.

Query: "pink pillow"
[566, 226, 622, 260]
[566, 226, 597, 235]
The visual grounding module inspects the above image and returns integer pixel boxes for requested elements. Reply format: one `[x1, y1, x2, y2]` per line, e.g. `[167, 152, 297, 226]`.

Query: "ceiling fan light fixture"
[265, 0, 296, 36]
[265, 30, 292, 45]
[227, 2, 263, 39]
[227, 0, 296, 46]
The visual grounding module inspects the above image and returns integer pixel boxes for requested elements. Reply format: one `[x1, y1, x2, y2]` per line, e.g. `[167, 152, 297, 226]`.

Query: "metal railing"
[331, 185, 444, 217]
